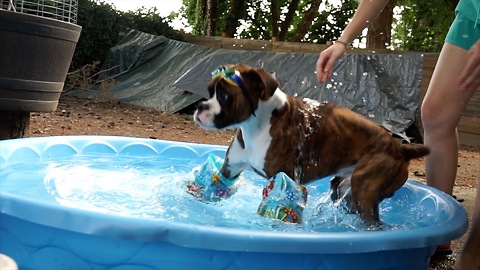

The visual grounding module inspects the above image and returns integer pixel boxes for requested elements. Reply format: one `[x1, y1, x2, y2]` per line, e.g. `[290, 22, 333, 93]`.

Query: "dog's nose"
[196, 102, 210, 113]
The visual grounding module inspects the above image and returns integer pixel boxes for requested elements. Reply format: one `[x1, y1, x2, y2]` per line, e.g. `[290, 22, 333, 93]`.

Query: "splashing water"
[0, 154, 436, 233]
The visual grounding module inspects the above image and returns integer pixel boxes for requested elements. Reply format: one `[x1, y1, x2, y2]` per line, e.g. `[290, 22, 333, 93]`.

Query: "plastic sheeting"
[83, 29, 424, 140]
[83, 29, 216, 113]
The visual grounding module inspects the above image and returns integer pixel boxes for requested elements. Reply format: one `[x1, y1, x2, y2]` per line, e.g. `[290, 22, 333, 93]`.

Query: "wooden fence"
[179, 34, 480, 147]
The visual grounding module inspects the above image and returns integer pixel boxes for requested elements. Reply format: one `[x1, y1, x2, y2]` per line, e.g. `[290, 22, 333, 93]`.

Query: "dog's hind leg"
[350, 154, 409, 226]
[330, 176, 344, 202]
[351, 154, 408, 226]
[330, 175, 356, 213]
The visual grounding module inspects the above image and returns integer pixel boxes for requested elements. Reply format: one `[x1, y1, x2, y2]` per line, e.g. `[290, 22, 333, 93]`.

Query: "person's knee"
[421, 98, 456, 136]
[421, 99, 442, 132]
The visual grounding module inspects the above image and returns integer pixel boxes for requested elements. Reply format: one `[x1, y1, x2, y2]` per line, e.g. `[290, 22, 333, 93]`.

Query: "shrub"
[72, 0, 179, 69]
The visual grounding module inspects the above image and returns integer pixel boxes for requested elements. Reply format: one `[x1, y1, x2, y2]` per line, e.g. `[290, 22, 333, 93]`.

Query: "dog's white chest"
[222, 88, 288, 178]
[228, 124, 272, 176]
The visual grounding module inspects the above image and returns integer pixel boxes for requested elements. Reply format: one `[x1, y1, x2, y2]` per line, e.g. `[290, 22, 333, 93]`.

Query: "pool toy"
[187, 153, 241, 201]
[257, 172, 308, 223]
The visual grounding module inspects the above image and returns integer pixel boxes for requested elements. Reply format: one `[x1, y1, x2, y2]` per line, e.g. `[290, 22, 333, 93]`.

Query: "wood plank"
[272, 41, 328, 53]
[221, 38, 273, 51]
[180, 35, 222, 48]
[459, 132, 480, 147]
[459, 116, 480, 134]
[465, 90, 480, 117]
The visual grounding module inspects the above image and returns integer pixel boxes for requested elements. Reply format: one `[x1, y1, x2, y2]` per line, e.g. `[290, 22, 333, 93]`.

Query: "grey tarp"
[82, 29, 424, 141]
[84, 29, 217, 113]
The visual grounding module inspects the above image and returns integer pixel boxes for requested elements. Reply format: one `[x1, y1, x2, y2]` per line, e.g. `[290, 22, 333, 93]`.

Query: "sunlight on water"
[0, 154, 435, 233]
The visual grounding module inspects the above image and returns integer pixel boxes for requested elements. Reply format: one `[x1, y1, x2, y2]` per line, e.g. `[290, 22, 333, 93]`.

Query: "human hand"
[316, 43, 347, 84]
[459, 39, 480, 90]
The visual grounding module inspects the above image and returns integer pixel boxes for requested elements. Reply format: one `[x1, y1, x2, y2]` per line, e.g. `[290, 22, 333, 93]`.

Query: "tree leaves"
[73, 0, 179, 68]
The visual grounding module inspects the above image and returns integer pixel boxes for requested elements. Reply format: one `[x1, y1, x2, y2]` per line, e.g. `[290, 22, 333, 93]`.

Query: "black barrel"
[0, 10, 82, 112]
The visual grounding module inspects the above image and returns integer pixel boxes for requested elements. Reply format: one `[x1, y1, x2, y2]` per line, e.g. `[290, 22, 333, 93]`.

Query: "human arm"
[458, 39, 480, 90]
[316, 0, 390, 83]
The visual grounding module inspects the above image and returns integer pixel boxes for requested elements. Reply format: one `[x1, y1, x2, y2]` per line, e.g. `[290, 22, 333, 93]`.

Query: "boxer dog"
[193, 64, 430, 225]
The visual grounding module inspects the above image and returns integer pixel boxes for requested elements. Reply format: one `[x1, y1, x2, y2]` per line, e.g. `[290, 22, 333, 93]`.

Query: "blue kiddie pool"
[0, 136, 468, 270]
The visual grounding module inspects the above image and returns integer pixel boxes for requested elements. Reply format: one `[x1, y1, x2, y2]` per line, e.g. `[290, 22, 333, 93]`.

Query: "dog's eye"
[217, 91, 230, 103]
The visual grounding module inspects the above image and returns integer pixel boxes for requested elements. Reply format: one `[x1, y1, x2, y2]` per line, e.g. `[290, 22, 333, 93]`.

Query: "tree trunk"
[271, 0, 279, 40]
[195, 0, 207, 35]
[291, 0, 323, 42]
[0, 111, 30, 140]
[206, 0, 218, 36]
[278, 0, 300, 41]
[366, 0, 397, 49]
[223, 0, 246, 37]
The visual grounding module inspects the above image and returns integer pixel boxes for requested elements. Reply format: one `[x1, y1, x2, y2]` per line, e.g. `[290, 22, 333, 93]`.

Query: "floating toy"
[187, 153, 242, 201]
[257, 172, 308, 223]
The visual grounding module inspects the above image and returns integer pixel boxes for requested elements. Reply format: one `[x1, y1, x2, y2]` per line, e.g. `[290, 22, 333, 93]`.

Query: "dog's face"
[194, 64, 279, 129]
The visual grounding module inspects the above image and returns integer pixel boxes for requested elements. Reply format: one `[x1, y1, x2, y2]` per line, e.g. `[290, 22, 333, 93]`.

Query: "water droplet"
[368, 113, 375, 118]
[326, 84, 332, 89]
[362, 72, 368, 76]
[333, 72, 338, 76]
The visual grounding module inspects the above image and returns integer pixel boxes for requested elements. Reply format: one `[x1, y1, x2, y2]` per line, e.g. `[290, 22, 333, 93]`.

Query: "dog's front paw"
[187, 154, 242, 202]
[257, 172, 308, 224]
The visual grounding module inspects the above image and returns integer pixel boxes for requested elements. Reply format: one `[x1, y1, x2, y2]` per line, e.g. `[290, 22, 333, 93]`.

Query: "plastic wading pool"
[0, 136, 468, 270]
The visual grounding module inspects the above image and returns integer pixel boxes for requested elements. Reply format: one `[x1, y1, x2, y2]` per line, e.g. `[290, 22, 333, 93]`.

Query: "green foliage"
[121, 7, 179, 38]
[182, 0, 231, 35]
[178, 0, 456, 52]
[239, 0, 272, 40]
[180, 0, 356, 42]
[393, 0, 456, 52]
[73, 0, 119, 69]
[308, 0, 357, 43]
[73, 0, 458, 69]
[72, 0, 179, 69]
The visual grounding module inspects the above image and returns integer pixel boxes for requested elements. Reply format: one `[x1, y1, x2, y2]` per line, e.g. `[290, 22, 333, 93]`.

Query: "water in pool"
[0, 153, 434, 233]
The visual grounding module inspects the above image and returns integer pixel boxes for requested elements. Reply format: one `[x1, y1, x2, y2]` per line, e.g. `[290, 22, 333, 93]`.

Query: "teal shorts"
[445, 13, 480, 50]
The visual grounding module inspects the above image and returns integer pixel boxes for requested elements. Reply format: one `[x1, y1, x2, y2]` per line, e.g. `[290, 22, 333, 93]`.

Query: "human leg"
[421, 42, 477, 195]
[421, 42, 477, 253]
[454, 180, 480, 270]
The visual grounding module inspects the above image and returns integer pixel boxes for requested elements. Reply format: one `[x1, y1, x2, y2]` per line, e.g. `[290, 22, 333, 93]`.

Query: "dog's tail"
[402, 143, 430, 161]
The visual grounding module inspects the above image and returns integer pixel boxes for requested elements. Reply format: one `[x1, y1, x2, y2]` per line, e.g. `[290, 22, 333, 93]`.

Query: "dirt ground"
[28, 95, 479, 270]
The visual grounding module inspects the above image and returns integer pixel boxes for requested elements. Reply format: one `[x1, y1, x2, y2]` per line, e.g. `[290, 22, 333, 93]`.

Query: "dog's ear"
[254, 67, 279, 100]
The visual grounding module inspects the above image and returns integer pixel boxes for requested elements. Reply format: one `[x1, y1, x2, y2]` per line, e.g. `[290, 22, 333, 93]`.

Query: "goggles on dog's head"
[211, 67, 244, 87]
[211, 66, 256, 117]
